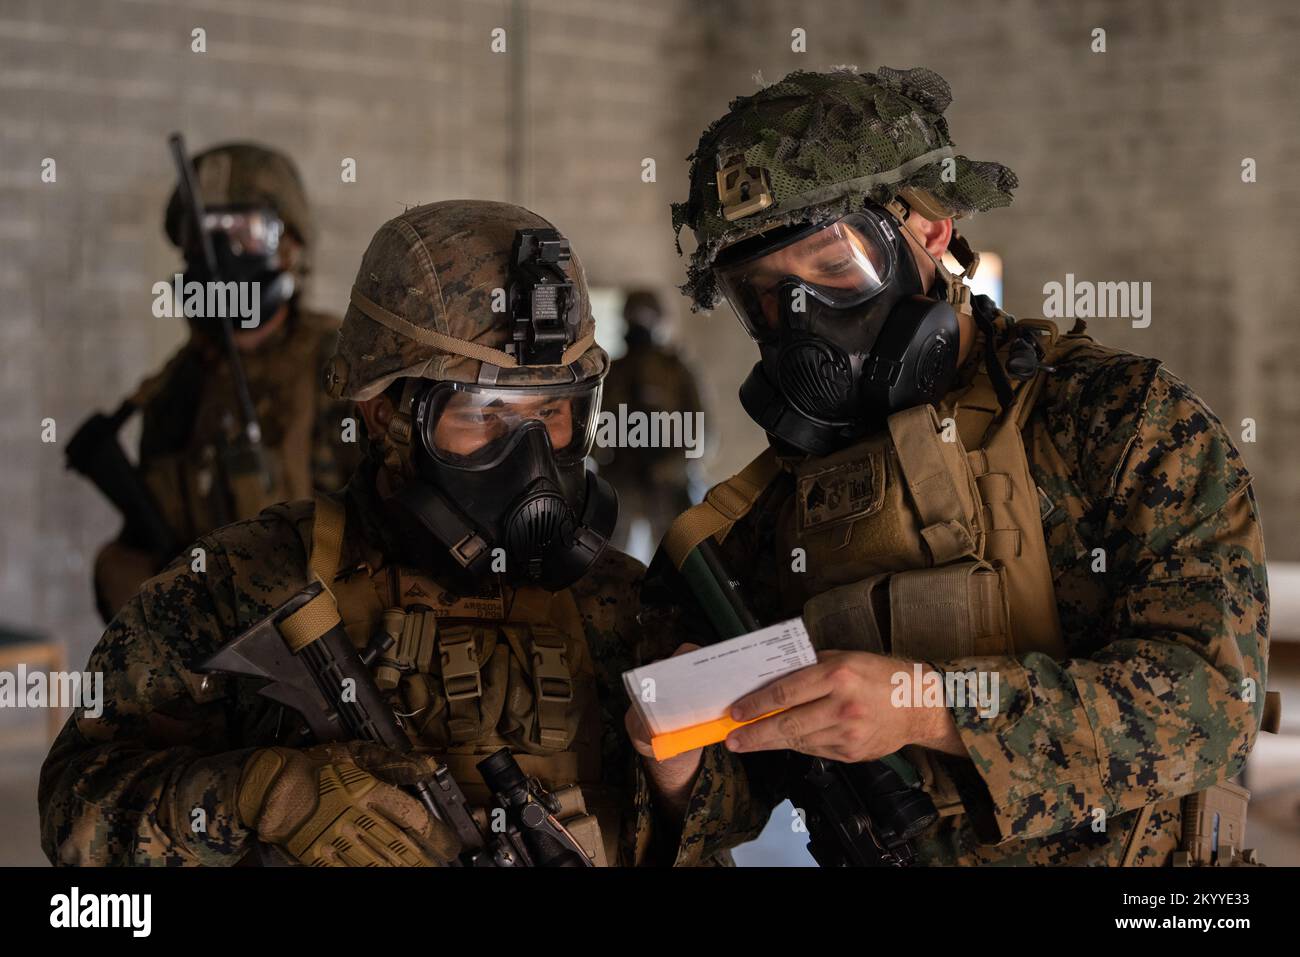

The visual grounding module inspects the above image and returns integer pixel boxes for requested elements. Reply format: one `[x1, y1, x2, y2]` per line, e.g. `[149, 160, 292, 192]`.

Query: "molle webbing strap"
[350, 287, 596, 369]
[660, 447, 781, 570]
[531, 626, 574, 751]
[886, 406, 977, 565]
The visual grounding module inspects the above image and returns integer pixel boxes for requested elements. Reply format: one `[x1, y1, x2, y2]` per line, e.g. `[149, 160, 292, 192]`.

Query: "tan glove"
[237, 742, 462, 867]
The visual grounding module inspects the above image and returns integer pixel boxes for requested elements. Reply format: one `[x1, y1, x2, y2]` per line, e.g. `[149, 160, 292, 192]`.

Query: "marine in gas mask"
[335, 222, 617, 592]
[714, 199, 967, 455]
[636, 67, 1273, 868]
[42, 201, 743, 868]
[84, 141, 360, 622]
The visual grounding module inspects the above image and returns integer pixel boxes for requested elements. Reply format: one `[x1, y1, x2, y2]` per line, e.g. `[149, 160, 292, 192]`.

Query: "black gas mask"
[180, 205, 296, 330]
[391, 379, 617, 591]
[714, 204, 960, 455]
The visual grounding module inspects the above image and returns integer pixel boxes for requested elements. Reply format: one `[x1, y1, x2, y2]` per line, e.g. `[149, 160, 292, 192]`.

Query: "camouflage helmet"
[324, 200, 606, 402]
[672, 67, 1018, 309]
[164, 142, 314, 268]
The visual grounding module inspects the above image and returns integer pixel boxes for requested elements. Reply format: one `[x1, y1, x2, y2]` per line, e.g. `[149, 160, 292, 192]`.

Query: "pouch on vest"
[499, 623, 590, 755]
[803, 561, 1011, 661]
[295, 493, 614, 862]
[801, 561, 1010, 820]
[1173, 781, 1263, 867]
[778, 404, 983, 604]
[383, 609, 589, 756]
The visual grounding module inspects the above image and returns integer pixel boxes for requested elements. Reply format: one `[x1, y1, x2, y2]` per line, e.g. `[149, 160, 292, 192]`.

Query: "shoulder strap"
[953, 318, 1088, 661]
[660, 447, 780, 570]
[309, 492, 347, 588]
[279, 494, 384, 650]
[276, 492, 349, 654]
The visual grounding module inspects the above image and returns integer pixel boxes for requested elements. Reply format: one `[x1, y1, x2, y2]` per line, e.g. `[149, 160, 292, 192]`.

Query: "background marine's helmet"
[164, 141, 314, 272]
[164, 142, 314, 325]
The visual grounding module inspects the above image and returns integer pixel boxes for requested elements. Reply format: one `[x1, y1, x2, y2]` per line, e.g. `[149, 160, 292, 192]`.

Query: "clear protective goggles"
[713, 211, 898, 341]
[201, 206, 285, 258]
[414, 379, 603, 471]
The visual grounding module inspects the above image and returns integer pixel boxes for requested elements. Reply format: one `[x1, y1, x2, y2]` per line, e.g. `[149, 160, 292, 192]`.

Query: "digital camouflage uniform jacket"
[41, 459, 735, 867]
[642, 317, 1270, 866]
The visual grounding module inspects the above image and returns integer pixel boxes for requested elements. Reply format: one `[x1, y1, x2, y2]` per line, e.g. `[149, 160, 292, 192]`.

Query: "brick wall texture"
[1, 0, 1297, 671]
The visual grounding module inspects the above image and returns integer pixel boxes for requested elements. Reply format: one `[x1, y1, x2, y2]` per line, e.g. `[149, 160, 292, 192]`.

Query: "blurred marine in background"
[594, 290, 703, 560]
[40, 200, 738, 867]
[635, 67, 1280, 867]
[72, 142, 359, 623]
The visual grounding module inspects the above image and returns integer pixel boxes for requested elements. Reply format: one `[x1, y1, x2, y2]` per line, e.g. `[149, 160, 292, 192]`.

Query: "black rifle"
[167, 132, 273, 523]
[201, 581, 592, 867]
[672, 537, 938, 866]
[65, 399, 178, 563]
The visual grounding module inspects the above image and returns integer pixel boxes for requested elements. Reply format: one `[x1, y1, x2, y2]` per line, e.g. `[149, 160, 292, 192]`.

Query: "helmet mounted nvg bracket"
[506, 228, 575, 366]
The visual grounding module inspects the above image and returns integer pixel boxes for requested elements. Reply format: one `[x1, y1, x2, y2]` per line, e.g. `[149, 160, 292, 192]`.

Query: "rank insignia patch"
[797, 452, 885, 531]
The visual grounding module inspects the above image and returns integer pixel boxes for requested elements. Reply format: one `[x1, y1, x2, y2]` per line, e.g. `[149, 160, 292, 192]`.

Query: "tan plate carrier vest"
[290, 493, 617, 866]
[132, 322, 326, 544]
[662, 318, 1278, 865]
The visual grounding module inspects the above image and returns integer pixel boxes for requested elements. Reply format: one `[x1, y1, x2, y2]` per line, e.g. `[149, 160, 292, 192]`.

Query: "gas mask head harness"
[180, 204, 297, 330]
[714, 198, 976, 456]
[387, 229, 617, 592]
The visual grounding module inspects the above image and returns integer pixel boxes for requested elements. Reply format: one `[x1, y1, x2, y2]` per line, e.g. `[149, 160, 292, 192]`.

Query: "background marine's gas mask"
[180, 204, 297, 328]
[394, 377, 617, 592]
[714, 204, 960, 455]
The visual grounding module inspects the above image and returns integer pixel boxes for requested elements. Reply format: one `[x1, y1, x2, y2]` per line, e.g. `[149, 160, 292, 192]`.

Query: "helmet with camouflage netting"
[671, 66, 1018, 310]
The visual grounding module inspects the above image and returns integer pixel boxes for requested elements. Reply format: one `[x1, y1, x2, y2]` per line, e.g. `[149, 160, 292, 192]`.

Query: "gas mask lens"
[714, 212, 897, 341]
[201, 207, 284, 258]
[417, 381, 602, 471]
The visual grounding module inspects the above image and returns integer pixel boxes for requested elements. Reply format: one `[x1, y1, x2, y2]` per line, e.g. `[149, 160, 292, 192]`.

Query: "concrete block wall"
[1, 0, 1297, 674]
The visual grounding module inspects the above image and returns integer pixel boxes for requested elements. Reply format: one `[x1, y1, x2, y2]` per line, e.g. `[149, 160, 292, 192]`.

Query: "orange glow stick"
[650, 709, 784, 761]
